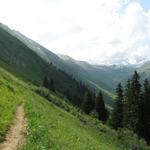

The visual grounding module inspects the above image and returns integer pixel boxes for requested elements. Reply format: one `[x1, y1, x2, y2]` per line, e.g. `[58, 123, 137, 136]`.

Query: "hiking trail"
[0, 105, 27, 150]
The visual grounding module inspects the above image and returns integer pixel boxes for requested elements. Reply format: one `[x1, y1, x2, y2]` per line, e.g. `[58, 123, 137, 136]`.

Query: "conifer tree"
[123, 71, 141, 134]
[43, 76, 49, 88]
[82, 91, 94, 114]
[73, 92, 82, 106]
[123, 79, 131, 127]
[43, 77, 55, 92]
[114, 72, 150, 143]
[112, 83, 123, 129]
[142, 79, 150, 143]
[95, 91, 108, 122]
[49, 78, 55, 92]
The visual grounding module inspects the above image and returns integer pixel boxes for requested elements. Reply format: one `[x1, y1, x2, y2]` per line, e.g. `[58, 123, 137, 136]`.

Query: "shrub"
[117, 128, 149, 150]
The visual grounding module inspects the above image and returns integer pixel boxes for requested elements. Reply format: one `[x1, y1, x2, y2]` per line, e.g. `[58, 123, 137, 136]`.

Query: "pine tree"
[49, 78, 55, 92]
[73, 92, 82, 106]
[123, 79, 131, 128]
[82, 91, 94, 114]
[43, 77, 55, 92]
[120, 72, 150, 143]
[95, 91, 108, 122]
[123, 71, 141, 134]
[65, 89, 71, 100]
[43, 76, 49, 88]
[142, 79, 150, 143]
[112, 83, 123, 129]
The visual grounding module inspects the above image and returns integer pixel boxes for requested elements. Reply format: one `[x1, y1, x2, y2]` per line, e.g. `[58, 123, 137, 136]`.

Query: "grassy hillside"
[23, 91, 120, 150]
[0, 67, 23, 141]
[0, 67, 149, 150]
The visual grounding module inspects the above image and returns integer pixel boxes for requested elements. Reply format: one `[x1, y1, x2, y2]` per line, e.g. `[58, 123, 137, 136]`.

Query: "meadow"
[0, 67, 149, 150]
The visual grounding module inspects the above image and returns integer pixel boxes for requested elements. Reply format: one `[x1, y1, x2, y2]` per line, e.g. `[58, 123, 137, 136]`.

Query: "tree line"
[43, 76, 108, 123]
[81, 90, 108, 122]
[112, 71, 150, 143]
[43, 76, 55, 92]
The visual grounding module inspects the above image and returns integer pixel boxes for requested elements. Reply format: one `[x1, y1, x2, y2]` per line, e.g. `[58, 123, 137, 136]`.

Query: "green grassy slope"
[23, 91, 121, 150]
[0, 67, 23, 141]
[0, 67, 149, 150]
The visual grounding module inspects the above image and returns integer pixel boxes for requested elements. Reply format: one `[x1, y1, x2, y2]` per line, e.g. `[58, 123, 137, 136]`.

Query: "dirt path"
[0, 105, 27, 150]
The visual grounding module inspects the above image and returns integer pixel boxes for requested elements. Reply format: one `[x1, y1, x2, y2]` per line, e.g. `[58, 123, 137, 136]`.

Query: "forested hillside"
[112, 71, 150, 144]
[0, 22, 150, 149]
[0, 25, 90, 107]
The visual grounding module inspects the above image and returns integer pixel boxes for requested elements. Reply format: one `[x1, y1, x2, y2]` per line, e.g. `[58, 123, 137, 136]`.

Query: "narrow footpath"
[0, 105, 27, 150]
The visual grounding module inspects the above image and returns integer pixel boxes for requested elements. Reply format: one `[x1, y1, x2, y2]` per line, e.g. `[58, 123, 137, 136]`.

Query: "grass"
[0, 67, 149, 150]
[23, 90, 121, 150]
[0, 68, 22, 141]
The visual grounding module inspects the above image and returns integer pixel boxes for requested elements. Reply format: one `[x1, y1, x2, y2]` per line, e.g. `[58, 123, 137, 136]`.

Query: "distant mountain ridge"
[1, 23, 149, 106]
[0, 24, 113, 106]
[0, 24, 133, 106]
[0, 23, 90, 108]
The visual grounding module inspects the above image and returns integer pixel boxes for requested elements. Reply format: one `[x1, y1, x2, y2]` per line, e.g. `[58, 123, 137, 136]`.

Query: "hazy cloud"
[0, 0, 150, 64]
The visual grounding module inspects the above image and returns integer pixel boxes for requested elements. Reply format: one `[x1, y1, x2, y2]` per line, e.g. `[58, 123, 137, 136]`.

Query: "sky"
[0, 0, 150, 65]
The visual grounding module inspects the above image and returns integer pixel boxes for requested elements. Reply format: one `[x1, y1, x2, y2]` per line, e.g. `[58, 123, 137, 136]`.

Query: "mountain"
[57, 55, 136, 102]
[0, 23, 144, 107]
[0, 24, 113, 106]
[1, 24, 137, 106]
[137, 61, 150, 80]
[0, 23, 88, 106]
[0, 23, 149, 149]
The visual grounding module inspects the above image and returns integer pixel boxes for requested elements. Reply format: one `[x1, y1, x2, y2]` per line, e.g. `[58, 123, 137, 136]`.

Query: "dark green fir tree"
[141, 79, 150, 143]
[123, 71, 141, 134]
[43, 76, 49, 89]
[112, 83, 123, 129]
[95, 91, 108, 122]
[82, 91, 94, 114]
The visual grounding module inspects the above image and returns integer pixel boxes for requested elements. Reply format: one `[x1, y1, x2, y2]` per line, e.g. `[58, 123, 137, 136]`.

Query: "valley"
[0, 65, 148, 150]
[0, 23, 150, 149]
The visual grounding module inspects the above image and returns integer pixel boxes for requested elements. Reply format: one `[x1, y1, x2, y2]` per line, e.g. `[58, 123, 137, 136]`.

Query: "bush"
[34, 87, 80, 116]
[117, 128, 150, 150]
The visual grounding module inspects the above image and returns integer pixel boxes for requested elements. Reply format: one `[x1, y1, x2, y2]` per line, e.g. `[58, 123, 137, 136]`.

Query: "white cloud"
[0, 0, 150, 65]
